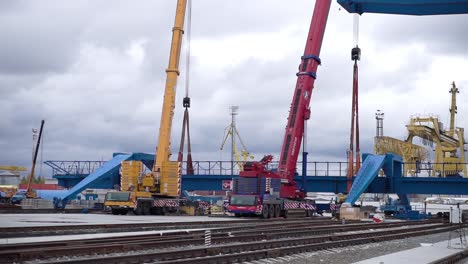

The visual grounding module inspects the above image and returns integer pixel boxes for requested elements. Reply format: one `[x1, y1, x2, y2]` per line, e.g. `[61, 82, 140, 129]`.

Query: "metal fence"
[402, 162, 467, 177]
[45, 159, 467, 178]
[182, 161, 349, 176]
[44, 160, 106, 176]
[181, 160, 468, 178]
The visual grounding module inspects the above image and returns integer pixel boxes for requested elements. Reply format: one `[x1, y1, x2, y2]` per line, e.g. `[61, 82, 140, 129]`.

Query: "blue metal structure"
[45, 160, 106, 188]
[181, 155, 468, 197]
[345, 154, 386, 204]
[47, 153, 154, 190]
[57, 154, 130, 201]
[337, 0, 468, 15]
[48, 156, 468, 197]
[52, 153, 154, 207]
[182, 172, 468, 195]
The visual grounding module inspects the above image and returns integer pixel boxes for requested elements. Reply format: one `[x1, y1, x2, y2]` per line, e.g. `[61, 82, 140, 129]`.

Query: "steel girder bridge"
[46, 154, 468, 196]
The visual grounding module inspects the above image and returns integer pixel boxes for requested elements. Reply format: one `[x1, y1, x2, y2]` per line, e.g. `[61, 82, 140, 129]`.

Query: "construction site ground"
[0, 213, 243, 228]
[1, 213, 467, 263]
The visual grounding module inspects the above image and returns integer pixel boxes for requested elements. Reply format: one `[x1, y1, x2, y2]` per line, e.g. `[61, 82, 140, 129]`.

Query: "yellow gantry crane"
[0, 166, 27, 172]
[375, 82, 467, 177]
[406, 82, 466, 177]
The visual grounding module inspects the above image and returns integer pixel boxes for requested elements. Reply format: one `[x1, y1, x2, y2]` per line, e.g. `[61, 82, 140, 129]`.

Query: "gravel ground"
[242, 229, 467, 264]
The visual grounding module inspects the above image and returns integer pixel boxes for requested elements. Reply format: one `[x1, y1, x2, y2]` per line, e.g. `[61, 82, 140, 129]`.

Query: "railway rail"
[0, 219, 449, 263]
[0, 217, 339, 238]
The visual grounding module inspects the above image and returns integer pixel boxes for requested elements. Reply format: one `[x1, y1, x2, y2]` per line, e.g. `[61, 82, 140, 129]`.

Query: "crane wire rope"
[184, 0, 192, 98]
[177, 0, 194, 174]
[353, 14, 359, 47]
[347, 14, 361, 192]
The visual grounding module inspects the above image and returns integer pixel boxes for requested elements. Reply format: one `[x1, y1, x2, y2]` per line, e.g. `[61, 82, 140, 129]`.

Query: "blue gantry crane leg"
[342, 152, 409, 206]
[344, 154, 386, 205]
[53, 153, 154, 209]
[54, 154, 131, 208]
[344, 153, 411, 207]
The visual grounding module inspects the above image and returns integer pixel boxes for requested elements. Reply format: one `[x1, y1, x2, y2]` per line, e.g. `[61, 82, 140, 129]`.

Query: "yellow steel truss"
[374, 136, 429, 176]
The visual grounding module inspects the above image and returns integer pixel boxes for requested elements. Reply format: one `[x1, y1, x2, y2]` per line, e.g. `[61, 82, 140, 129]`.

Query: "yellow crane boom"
[104, 1, 192, 214]
[153, 0, 187, 174]
[137, 0, 188, 197]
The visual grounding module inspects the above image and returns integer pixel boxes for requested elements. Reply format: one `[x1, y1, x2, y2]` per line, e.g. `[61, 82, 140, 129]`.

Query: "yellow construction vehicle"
[105, 0, 190, 215]
[0, 185, 18, 203]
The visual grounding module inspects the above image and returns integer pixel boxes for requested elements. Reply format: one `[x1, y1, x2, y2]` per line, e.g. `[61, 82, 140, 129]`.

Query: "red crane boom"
[277, 0, 332, 199]
[240, 1, 332, 200]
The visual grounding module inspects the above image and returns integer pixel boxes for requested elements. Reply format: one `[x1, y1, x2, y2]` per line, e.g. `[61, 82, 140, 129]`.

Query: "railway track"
[0, 219, 448, 263]
[0, 217, 340, 238]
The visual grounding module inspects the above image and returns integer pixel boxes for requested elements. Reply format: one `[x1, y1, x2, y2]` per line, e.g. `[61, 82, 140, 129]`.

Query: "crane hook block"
[183, 97, 190, 108]
[351, 46, 361, 61]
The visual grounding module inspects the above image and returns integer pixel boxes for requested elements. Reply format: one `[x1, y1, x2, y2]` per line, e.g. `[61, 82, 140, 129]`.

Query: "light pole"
[32, 128, 38, 162]
[230, 106, 239, 175]
[375, 110, 384, 137]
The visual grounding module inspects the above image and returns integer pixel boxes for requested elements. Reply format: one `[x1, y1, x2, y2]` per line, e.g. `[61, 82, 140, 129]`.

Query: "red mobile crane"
[227, 0, 468, 218]
[227, 0, 332, 218]
[276, 0, 331, 200]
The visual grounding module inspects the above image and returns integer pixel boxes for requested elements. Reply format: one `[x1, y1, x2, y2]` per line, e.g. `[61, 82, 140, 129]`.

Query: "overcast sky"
[1, 0, 467, 177]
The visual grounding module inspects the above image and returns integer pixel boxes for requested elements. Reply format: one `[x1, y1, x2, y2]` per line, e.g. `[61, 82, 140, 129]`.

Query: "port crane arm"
[233, 126, 252, 159]
[220, 126, 232, 151]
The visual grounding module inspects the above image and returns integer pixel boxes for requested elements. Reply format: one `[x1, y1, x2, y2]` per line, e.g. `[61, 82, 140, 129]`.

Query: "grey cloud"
[0, 2, 92, 74]
[366, 14, 468, 55]
[1, 0, 467, 176]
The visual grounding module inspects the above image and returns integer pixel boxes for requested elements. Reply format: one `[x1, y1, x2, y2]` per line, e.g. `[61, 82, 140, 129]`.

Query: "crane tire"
[134, 205, 143, 215]
[274, 205, 281, 218]
[262, 205, 269, 219]
[268, 204, 274, 218]
[142, 202, 151, 215]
